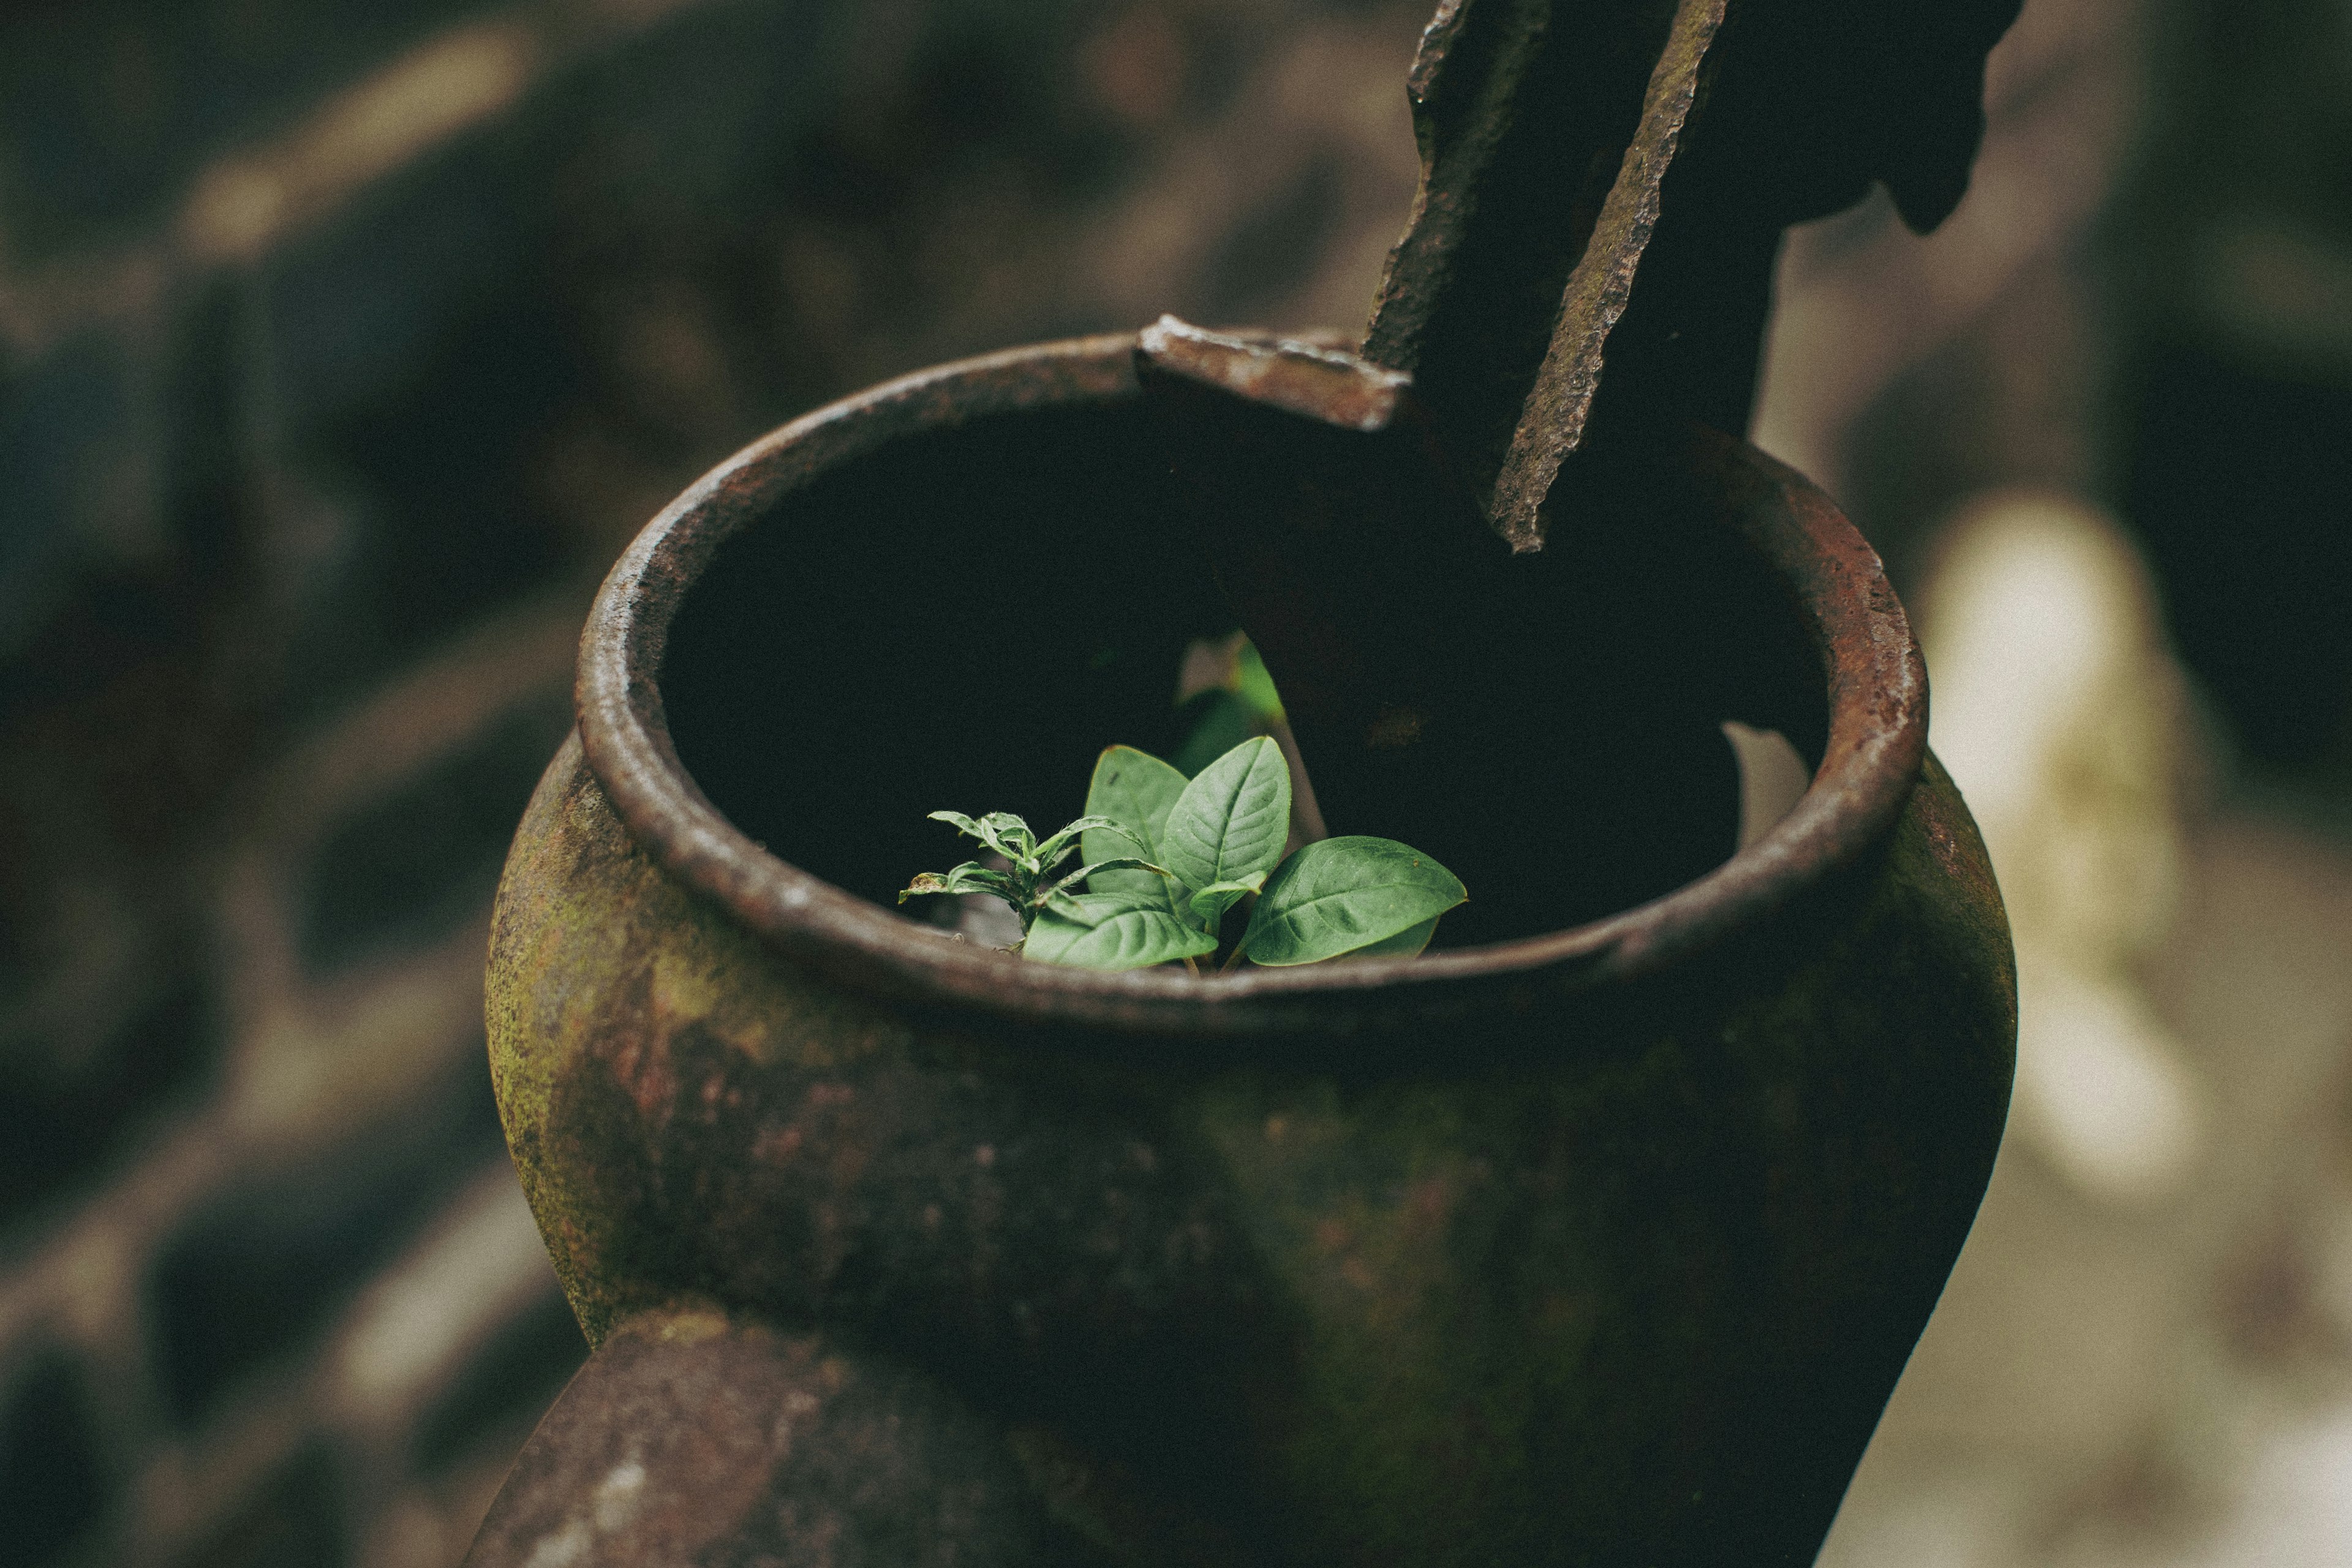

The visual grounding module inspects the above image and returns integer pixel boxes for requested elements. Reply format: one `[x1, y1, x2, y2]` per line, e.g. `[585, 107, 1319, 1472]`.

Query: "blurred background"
[1, 0, 2348, 1563]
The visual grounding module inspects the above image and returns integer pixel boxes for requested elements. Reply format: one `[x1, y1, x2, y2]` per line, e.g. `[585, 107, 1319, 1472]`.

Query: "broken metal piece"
[1136, 316, 1415, 435]
[1361, 0, 1702, 529]
[1126, 0, 2032, 927]
[1485, 0, 1725, 550]
[1360, 0, 2025, 548]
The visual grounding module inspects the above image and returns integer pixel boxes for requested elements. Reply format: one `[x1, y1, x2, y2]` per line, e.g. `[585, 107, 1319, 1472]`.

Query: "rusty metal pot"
[469, 332, 2013, 1567]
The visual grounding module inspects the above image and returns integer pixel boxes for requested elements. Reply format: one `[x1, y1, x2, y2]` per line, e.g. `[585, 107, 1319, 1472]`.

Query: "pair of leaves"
[1094, 737, 1291, 893]
[1030, 737, 1291, 970]
[1026, 738, 1466, 971]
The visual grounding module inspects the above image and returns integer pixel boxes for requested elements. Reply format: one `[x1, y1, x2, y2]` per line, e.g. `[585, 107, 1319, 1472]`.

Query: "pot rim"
[575, 332, 1926, 1036]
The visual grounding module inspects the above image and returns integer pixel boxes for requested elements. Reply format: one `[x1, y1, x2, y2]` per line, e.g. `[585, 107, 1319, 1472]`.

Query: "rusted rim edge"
[576, 334, 1926, 1037]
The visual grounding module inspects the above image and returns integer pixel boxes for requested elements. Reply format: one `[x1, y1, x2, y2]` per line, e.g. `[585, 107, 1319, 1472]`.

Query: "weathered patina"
[1361, 0, 2024, 545]
[471, 335, 2012, 1566]
[470, 0, 2027, 1558]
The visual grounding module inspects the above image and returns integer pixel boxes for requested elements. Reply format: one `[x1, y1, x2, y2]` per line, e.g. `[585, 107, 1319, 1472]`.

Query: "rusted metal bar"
[1360, 0, 1730, 548]
[1131, 0, 2023, 928]
[1485, 0, 1725, 549]
[1130, 0, 1754, 932]
[1337, 0, 2021, 548]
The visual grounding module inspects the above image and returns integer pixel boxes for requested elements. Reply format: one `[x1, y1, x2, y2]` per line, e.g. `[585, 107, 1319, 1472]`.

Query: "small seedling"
[901, 737, 1465, 973]
[896, 810, 1161, 940]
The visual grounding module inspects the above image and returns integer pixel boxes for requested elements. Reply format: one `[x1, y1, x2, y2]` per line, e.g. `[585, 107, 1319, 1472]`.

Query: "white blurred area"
[1808, 487, 2352, 1568]
[1923, 495, 2206, 1207]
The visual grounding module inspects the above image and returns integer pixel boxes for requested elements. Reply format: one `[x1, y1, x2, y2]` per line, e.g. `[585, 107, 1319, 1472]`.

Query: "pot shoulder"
[488, 729, 916, 1342]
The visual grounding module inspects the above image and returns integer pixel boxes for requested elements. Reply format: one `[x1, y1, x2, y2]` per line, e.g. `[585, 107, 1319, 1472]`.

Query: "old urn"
[467, 1, 2022, 1562]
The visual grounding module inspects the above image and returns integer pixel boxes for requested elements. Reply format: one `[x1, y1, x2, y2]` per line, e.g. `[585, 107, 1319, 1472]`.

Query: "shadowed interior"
[660, 393, 1826, 947]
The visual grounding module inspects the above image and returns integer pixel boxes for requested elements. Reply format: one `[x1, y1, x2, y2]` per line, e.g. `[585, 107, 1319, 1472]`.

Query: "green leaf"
[1336, 915, 1439, 960]
[1161, 737, 1291, 895]
[1033, 814, 1123, 872]
[897, 862, 1018, 904]
[1023, 891, 1219, 971]
[927, 810, 1036, 864]
[1172, 689, 1253, 777]
[1059, 857, 1166, 894]
[1234, 639, 1284, 722]
[1039, 859, 1167, 916]
[1186, 873, 1265, 933]
[1082, 747, 1189, 901]
[976, 812, 1036, 860]
[1237, 837, 1466, 966]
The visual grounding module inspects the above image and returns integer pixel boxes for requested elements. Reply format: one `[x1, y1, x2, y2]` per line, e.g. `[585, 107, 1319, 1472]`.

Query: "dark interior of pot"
[660, 389, 1827, 947]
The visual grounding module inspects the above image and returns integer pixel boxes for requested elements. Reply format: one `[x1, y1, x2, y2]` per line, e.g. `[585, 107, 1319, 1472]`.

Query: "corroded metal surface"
[1111, 0, 2026, 944]
[465, 1310, 1068, 1566]
[473, 337, 2015, 1566]
[1361, 0, 2026, 544]
[570, 334, 1925, 1005]
[473, 1, 2031, 1560]
[1485, 0, 1724, 548]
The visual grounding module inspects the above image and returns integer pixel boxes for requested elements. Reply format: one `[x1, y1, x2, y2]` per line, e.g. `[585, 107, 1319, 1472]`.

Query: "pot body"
[472, 336, 2014, 1568]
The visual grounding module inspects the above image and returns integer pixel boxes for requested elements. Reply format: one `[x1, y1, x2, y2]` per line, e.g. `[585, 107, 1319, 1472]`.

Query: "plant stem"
[1182, 955, 1202, 978]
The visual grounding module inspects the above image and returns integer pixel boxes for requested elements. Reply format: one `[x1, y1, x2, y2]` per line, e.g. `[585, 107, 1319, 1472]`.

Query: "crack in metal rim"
[573, 334, 1926, 1038]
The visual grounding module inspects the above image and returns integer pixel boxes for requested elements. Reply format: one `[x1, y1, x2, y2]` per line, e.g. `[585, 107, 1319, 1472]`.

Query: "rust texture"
[1486, 0, 1724, 549]
[1360, 0, 2026, 545]
[477, 338, 2015, 1564]
[1120, 0, 2025, 957]
[471, 1, 2032, 1560]
[465, 1309, 1074, 1566]
[1136, 317, 1412, 435]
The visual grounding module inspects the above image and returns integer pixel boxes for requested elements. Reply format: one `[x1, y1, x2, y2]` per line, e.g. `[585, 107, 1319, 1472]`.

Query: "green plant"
[900, 737, 1466, 973]
[895, 811, 1156, 938]
[1171, 634, 1286, 775]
